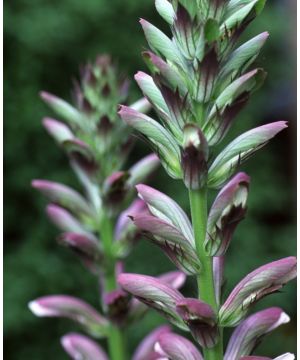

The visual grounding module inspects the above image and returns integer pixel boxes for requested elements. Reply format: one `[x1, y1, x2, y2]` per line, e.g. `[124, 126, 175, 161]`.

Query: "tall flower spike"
[28, 295, 109, 337]
[225, 307, 290, 359]
[205, 172, 250, 256]
[61, 333, 109, 360]
[219, 257, 297, 326]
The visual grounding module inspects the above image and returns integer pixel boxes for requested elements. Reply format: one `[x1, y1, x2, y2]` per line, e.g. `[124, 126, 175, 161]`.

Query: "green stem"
[99, 212, 127, 360]
[189, 188, 223, 360]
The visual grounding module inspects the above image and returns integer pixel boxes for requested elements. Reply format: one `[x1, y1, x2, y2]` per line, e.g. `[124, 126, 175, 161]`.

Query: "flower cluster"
[29, 55, 183, 358]
[114, 1, 296, 359]
[28, 0, 296, 358]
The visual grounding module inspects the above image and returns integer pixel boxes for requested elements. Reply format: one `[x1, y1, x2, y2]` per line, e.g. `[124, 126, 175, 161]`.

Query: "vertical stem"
[189, 188, 223, 360]
[99, 212, 127, 360]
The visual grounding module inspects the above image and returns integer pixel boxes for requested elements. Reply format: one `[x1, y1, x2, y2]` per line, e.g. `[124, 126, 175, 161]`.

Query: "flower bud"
[225, 307, 290, 359]
[219, 257, 297, 326]
[205, 172, 250, 256]
[29, 295, 109, 337]
[176, 298, 218, 348]
[181, 124, 208, 190]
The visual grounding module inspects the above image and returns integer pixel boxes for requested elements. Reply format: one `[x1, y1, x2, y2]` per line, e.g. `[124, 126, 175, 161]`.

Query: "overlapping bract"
[118, 0, 286, 190]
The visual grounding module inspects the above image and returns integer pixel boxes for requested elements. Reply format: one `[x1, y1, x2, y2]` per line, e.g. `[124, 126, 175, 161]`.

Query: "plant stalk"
[189, 187, 223, 360]
[99, 212, 127, 360]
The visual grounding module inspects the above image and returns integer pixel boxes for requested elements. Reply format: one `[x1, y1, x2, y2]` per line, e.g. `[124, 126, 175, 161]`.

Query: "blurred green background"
[4, 0, 296, 359]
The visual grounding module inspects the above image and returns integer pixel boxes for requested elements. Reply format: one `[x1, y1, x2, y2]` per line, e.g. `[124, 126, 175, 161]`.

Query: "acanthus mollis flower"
[61, 332, 108, 360]
[113, 199, 149, 258]
[176, 297, 219, 348]
[28, 295, 109, 338]
[224, 307, 290, 360]
[205, 172, 250, 256]
[118, 1, 284, 190]
[118, 273, 218, 348]
[40, 55, 151, 186]
[219, 257, 297, 326]
[32, 179, 94, 220]
[101, 153, 160, 213]
[102, 289, 130, 325]
[58, 232, 103, 273]
[128, 271, 186, 323]
[131, 184, 201, 275]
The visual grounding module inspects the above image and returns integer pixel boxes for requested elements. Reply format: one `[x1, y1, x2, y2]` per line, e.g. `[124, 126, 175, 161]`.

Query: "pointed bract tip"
[117, 273, 127, 286]
[275, 120, 288, 129]
[40, 91, 56, 102]
[139, 18, 149, 27]
[42, 117, 57, 126]
[117, 104, 125, 113]
[117, 105, 136, 117]
[277, 311, 290, 326]
[46, 203, 60, 214]
[31, 179, 41, 188]
[134, 71, 148, 81]
[135, 183, 148, 193]
[261, 31, 270, 39]
[232, 171, 251, 184]
[28, 300, 45, 316]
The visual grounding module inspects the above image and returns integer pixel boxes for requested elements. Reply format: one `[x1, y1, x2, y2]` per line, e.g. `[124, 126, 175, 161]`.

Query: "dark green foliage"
[4, 0, 296, 359]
